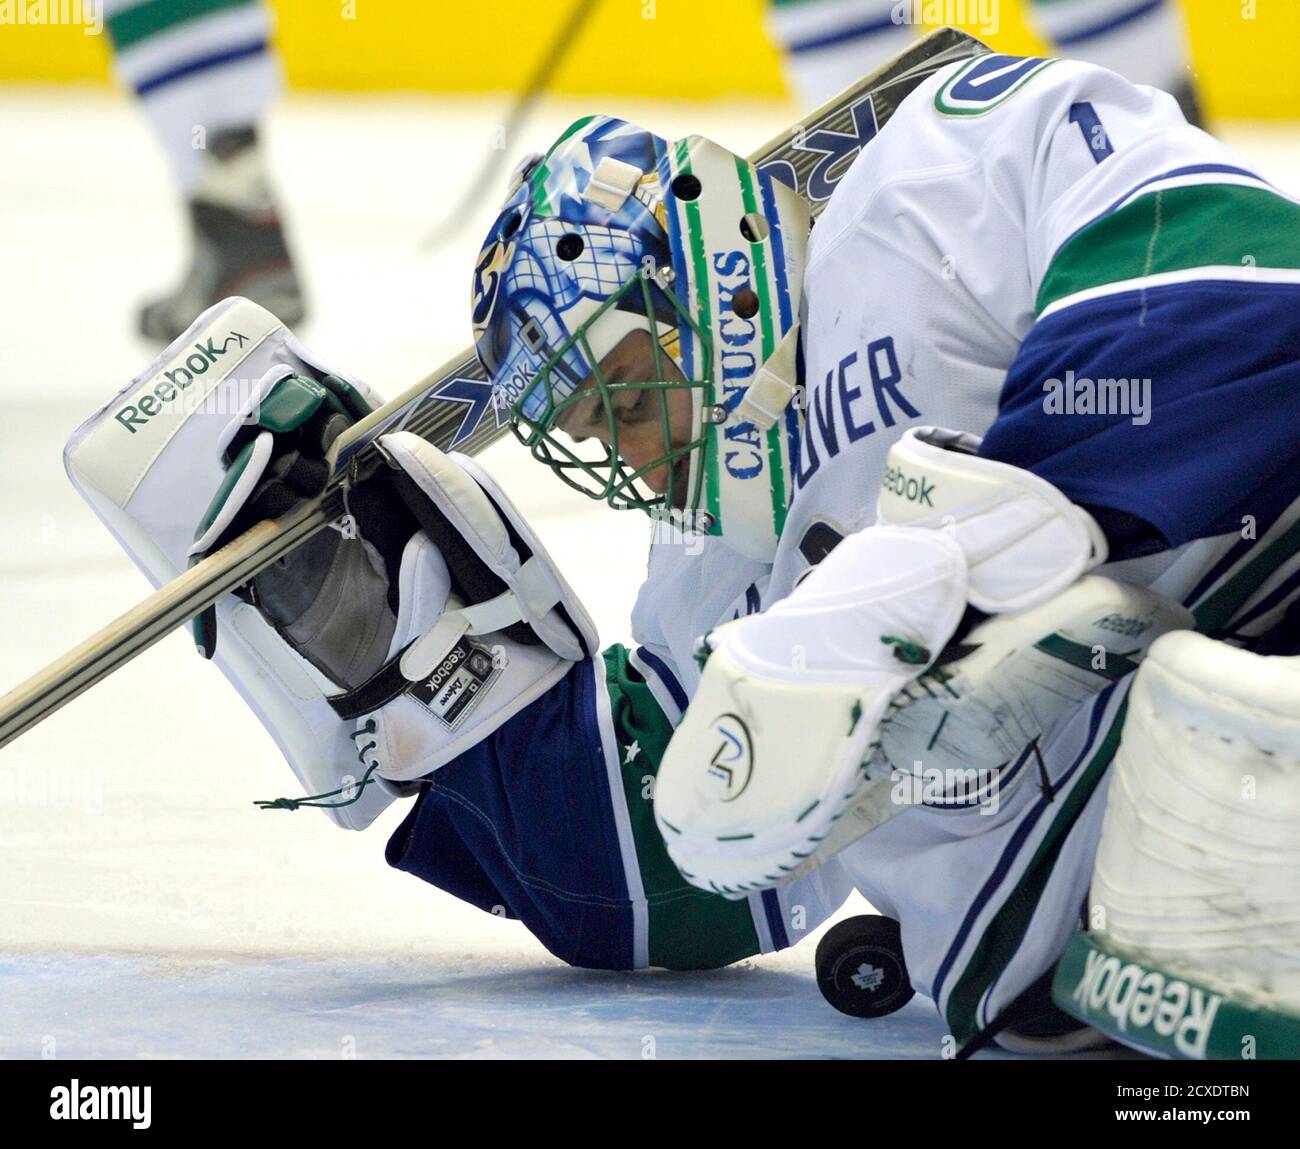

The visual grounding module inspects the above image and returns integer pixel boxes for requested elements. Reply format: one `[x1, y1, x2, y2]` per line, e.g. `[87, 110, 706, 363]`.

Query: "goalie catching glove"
[654, 427, 1192, 896]
[65, 297, 595, 829]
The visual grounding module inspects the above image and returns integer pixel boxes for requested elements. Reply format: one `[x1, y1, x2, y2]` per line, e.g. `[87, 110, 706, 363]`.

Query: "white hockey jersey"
[631, 53, 1300, 1043]
[636, 53, 1279, 680]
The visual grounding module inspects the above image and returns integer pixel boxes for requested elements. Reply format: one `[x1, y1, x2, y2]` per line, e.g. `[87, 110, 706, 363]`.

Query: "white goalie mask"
[471, 115, 811, 563]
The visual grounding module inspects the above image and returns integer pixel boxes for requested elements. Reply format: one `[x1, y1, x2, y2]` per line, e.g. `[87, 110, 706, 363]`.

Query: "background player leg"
[104, 0, 304, 341]
[768, 1, 1206, 127]
[1029, 0, 1205, 126]
[766, 0, 914, 109]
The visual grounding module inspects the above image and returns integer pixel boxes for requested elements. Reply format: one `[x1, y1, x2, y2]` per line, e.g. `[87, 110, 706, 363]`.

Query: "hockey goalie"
[63, 46, 1299, 1058]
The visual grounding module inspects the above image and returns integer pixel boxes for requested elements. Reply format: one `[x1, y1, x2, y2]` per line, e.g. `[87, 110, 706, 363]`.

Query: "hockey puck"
[815, 914, 914, 1019]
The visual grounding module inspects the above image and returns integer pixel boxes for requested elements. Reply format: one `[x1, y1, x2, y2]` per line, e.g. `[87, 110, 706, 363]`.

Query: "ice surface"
[1, 953, 968, 1060]
[1, 88, 1296, 1059]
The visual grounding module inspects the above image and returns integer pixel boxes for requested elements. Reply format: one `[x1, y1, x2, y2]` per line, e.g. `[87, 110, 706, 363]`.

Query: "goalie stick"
[0, 27, 987, 752]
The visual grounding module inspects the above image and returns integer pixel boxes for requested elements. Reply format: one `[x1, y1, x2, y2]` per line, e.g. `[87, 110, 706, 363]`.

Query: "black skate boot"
[139, 126, 306, 343]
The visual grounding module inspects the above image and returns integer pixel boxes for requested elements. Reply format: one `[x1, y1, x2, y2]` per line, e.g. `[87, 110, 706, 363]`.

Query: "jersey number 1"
[1069, 102, 1114, 164]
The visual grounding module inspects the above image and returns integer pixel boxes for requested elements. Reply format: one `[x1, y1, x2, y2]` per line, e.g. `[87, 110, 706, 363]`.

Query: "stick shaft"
[0, 501, 337, 748]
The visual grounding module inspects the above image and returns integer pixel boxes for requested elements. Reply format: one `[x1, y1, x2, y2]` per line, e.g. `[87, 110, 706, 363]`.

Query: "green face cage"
[508, 268, 716, 517]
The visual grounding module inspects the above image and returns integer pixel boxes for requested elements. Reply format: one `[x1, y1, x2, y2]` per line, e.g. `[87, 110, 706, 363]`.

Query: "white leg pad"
[1056, 631, 1300, 1058]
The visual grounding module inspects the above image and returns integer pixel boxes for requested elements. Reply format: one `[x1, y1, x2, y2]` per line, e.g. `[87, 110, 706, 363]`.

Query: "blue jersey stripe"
[984, 279, 1300, 558]
[634, 645, 690, 712]
[763, 890, 789, 949]
[135, 38, 267, 97]
[1054, 0, 1167, 48]
[785, 13, 899, 55]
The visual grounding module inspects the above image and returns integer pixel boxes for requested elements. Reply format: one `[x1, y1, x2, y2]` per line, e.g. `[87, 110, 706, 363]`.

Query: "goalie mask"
[471, 116, 809, 562]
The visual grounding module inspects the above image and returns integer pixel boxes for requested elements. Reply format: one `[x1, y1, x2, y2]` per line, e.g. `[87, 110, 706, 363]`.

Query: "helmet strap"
[736, 324, 802, 432]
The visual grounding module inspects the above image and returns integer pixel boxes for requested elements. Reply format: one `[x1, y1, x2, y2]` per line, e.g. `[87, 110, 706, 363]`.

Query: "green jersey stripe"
[602, 647, 761, 970]
[1193, 513, 1300, 633]
[938, 185, 1300, 1043]
[107, 0, 257, 52]
[1035, 634, 1141, 681]
[1036, 183, 1300, 315]
[733, 155, 789, 538]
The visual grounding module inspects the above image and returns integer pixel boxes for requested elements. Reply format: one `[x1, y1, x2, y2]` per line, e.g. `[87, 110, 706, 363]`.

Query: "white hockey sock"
[105, 0, 281, 193]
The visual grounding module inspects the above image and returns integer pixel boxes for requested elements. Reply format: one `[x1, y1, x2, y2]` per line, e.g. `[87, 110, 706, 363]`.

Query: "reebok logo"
[409, 638, 499, 729]
[882, 464, 935, 508]
[1093, 612, 1152, 639]
[114, 331, 249, 433]
[1070, 948, 1221, 1059]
